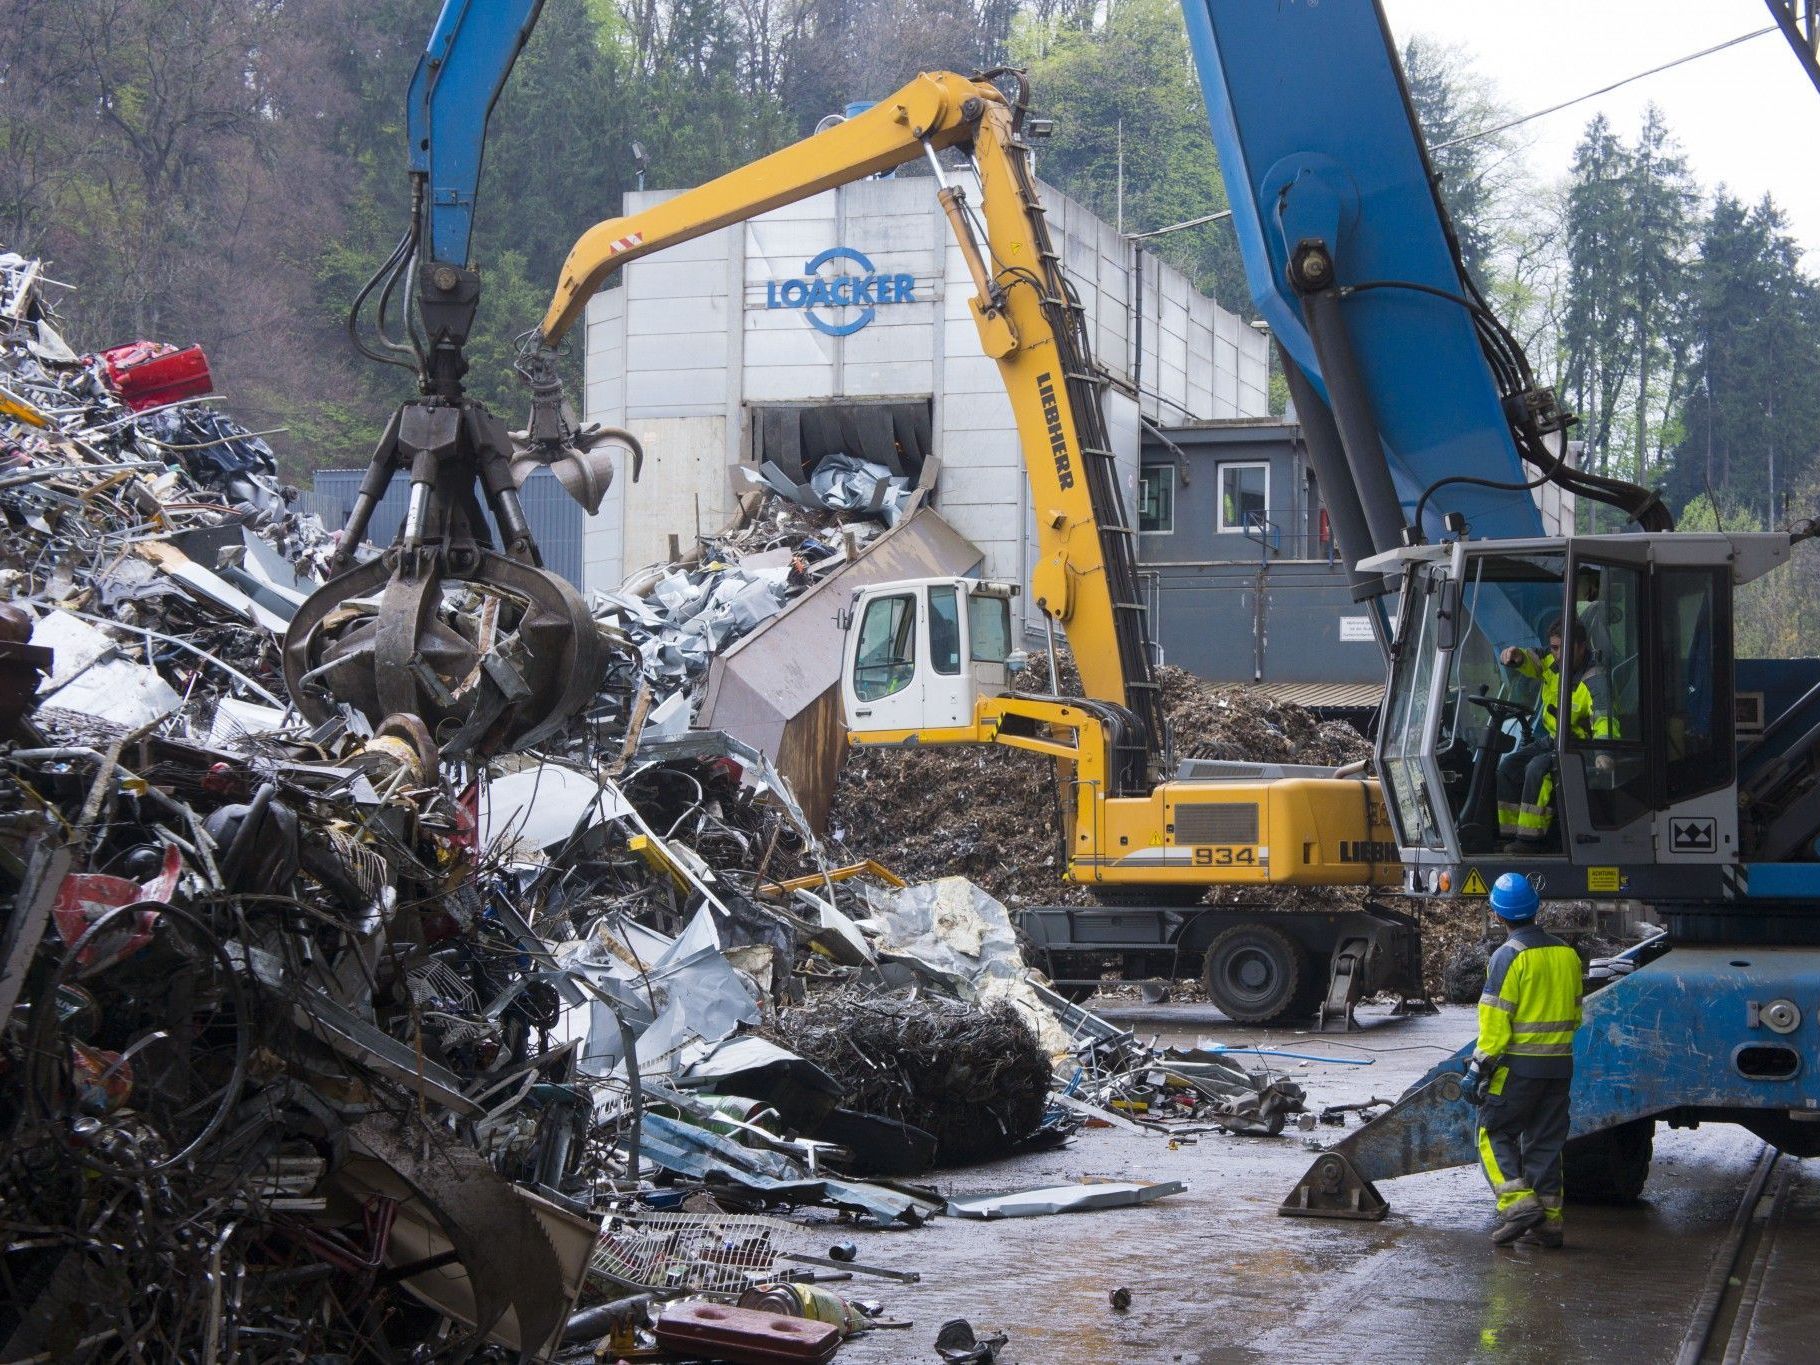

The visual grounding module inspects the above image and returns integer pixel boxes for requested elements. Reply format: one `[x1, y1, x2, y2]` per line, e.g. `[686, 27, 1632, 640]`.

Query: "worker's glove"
[1460, 1060, 1491, 1107]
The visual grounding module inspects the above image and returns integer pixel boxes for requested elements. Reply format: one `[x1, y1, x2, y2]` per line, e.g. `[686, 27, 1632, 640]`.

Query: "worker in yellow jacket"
[1496, 615, 1614, 853]
[1461, 873, 1584, 1247]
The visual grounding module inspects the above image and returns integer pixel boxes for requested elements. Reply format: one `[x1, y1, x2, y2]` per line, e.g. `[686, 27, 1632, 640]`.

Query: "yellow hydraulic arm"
[526, 68, 1394, 893]
[524, 69, 1164, 774]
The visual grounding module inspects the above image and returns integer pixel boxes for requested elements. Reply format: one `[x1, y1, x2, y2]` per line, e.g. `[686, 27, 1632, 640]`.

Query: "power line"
[1431, 26, 1778, 151]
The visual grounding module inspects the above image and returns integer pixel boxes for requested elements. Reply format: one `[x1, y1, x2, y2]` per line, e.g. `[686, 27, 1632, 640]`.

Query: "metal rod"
[1044, 612, 1061, 694]
[921, 139, 950, 188]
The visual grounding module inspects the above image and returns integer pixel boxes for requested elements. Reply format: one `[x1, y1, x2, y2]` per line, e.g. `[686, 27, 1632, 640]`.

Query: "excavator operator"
[1495, 614, 1614, 853]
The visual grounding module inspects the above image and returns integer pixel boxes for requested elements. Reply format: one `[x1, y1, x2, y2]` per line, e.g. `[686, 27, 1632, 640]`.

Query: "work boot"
[1490, 1201, 1546, 1245]
[1517, 1221, 1564, 1249]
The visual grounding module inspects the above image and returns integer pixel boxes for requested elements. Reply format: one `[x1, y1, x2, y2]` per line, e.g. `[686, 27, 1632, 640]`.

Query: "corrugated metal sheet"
[309, 467, 585, 589]
[1250, 680, 1383, 711]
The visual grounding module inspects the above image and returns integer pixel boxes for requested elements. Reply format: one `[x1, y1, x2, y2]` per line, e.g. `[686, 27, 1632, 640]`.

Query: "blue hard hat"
[1489, 872, 1539, 922]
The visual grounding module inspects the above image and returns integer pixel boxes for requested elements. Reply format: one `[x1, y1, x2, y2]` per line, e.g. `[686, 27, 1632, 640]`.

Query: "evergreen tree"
[1563, 115, 1635, 485]
[1400, 36, 1521, 289]
[1668, 192, 1820, 528]
[1562, 108, 1697, 521]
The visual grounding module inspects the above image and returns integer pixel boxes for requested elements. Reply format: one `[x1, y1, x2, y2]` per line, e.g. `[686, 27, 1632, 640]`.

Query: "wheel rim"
[1219, 944, 1284, 1007]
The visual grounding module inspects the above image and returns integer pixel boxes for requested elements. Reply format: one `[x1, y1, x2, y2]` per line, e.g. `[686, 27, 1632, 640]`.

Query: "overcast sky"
[1378, 1, 1817, 261]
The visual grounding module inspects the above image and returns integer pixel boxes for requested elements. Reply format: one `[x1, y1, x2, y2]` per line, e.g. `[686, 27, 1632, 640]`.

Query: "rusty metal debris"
[0, 251, 1323, 1360]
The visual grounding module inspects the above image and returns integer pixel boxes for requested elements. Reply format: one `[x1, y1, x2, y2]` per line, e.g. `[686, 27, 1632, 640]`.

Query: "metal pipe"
[1297, 285, 1410, 555]
[1278, 348, 1389, 604]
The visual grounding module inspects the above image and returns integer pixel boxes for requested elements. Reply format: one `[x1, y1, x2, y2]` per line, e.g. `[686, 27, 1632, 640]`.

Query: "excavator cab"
[841, 578, 1018, 737]
[1371, 532, 1794, 918]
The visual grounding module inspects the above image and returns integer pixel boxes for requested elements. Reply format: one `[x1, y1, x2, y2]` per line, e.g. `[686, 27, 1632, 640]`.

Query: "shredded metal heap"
[770, 989, 1054, 1166]
[829, 656, 1371, 909]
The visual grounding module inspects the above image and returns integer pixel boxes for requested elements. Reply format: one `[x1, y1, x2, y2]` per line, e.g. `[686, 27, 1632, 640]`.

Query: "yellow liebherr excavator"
[525, 70, 1418, 1024]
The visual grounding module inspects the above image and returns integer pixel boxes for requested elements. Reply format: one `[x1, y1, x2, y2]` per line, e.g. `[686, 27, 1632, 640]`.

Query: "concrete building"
[578, 170, 1272, 624]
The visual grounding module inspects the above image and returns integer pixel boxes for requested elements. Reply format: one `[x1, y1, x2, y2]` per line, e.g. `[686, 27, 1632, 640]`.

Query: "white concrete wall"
[581, 174, 1269, 596]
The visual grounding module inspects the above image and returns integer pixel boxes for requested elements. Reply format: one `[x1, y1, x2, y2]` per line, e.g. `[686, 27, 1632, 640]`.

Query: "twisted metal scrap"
[772, 988, 1052, 1165]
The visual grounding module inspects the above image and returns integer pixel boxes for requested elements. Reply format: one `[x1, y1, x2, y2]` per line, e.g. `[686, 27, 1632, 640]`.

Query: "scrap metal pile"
[593, 498, 892, 742]
[0, 252, 1304, 1361]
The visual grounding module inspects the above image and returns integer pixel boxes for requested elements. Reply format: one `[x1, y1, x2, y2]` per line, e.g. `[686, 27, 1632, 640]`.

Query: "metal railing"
[1241, 509, 1337, 565]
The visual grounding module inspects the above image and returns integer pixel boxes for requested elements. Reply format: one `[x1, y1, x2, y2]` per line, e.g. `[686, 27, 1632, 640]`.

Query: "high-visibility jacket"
[1510, 650, 1615, 740]
[1474, 924, 1583, 1078]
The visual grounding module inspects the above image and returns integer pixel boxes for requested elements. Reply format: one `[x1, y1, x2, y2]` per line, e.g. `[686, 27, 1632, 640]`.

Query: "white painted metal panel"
[624, 332, 729, 374]
[584, 376, 625, 422]
[844, 362, 936, 397]
[940, 424, 1021, 464]
[627, 295, 726, 336]
[941, 354, 1005, 395]
[740, 312, 837, 367]
[626, 369, 728, 414]
[743, 219, 843, 267]
[627, 259, 730, 299]
[843, 317, 936, 365]
[617, 415, 731, 574]
[941, 391, 1017, 434]
[744, 365, 836, 401]
[938, 463, 1023, 505]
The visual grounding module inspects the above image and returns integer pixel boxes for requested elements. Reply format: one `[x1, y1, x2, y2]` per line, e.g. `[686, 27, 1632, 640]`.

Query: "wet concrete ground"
[830, 1003, 1815, 1364]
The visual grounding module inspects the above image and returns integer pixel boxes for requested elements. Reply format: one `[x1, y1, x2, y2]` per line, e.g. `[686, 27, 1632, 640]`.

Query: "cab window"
[1659, 568, 1731, 803]
[929, 586, 962, 675]
[967, 593, 1011, 662]
[854, 594, 916, 702]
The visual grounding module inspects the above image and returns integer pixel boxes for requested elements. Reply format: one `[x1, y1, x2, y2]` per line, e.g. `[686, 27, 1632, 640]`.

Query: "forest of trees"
[5, 0, 1820, 653]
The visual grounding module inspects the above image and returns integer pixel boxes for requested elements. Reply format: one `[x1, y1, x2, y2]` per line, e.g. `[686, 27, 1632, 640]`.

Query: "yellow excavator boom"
[528, 69, 1158, 749]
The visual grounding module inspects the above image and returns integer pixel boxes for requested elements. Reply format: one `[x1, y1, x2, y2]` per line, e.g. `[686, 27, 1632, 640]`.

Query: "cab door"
[843, 587, 925, 734]
[1553, 543, 1736, 866]
[919, 582, 972, 728]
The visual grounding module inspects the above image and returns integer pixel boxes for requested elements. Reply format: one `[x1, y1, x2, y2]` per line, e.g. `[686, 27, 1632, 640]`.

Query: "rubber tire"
[1201, 924, 1307, 1024]
[1563, 1119, 1654, 1204]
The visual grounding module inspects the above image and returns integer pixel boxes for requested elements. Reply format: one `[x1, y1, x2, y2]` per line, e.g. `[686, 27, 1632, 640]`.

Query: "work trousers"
[1496, 735, 1557, 844]
[1476, 1070, 1571, 1226]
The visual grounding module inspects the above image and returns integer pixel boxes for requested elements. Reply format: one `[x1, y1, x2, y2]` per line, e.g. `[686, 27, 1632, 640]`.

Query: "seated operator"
[1495, 614, 1614, 854]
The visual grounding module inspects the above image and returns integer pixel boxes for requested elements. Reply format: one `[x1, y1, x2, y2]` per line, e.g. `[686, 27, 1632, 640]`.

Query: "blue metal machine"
[1178, 0, 1820, 1212]
[407, 1, 545, 281]
[281, 0, 627, 759]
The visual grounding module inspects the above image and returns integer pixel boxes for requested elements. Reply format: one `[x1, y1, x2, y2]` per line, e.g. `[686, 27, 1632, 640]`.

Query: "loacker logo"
[764, 246, 916, 336]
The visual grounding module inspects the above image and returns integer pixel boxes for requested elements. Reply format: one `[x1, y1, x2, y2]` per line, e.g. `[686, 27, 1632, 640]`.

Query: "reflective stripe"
[1479, 994, 1515, 1013]
[1493, 1177, 1532, 1195]
[1500, 1190, 1542, 1216]
[1511, 1019, 1577, 1033]
[1507, 1041, 1575, 1055]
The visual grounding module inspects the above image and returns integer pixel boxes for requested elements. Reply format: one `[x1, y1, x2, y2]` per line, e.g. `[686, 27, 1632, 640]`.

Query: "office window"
[1138, 466, 1175, 533]
[1217, 461, 1269, 534]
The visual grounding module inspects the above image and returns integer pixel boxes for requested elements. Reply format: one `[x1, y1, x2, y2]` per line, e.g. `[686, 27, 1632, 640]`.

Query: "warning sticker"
[1461, 868, 1488, 896]
[1587, 866, 1621, 893]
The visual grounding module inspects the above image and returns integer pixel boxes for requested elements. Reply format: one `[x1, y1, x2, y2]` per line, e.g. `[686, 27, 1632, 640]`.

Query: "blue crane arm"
[1178, 0, 1543, 546]
[406, 0, 546, 269]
